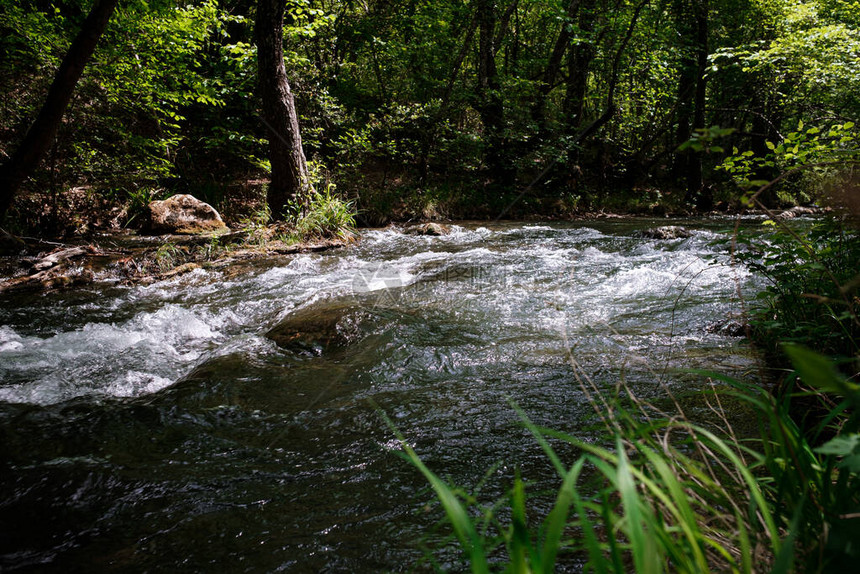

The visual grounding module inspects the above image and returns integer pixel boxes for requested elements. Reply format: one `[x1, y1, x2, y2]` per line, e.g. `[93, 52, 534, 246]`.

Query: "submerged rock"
[636, 226, 693, 240]
[403, 222, 450, 236]
[266, 297, 373, 355]
[146, 194, 228, 235]
[775, 206, 819, 220]
[706, 318, 747, 337]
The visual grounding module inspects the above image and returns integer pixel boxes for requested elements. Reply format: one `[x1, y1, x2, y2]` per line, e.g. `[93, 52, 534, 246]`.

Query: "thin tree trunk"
[749, 90, 782, 207]
[563, 0, 646, 201]
[256, 0, 312, 219]
[563, 0, 597, 135]
[493, 0, 520, 57]
[674, 0, 708, 206]
[563, 0, 597, 186]
[687, 0, 708, 206]
[0, 0, 119, 221]
[417, 9, 479, 182]
[476, 0, 515, 189]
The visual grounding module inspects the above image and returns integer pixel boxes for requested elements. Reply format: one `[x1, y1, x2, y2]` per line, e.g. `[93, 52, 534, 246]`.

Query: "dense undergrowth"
[394, 213, 860, 572]
[738, 219, 860, 368]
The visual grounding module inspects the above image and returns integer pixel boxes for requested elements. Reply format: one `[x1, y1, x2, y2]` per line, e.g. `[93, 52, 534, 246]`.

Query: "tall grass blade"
[378, 410, 490, 573]
[615, 438, 662, 574]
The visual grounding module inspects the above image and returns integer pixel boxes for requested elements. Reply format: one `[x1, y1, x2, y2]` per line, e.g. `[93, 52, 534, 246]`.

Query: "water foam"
[0, 305, 223, 405]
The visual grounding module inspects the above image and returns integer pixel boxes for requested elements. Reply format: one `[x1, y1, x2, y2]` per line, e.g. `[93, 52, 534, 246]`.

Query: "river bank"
[0, 226, 355, 293]
[2, 202, 820, 295]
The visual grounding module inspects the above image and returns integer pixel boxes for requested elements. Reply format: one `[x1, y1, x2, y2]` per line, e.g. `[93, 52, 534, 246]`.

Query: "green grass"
[289, 184, 357, 242]
[387, 343, 860, 572]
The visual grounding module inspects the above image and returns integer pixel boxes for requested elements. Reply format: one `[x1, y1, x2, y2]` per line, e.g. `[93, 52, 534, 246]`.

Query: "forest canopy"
[0, 0, 857, 232]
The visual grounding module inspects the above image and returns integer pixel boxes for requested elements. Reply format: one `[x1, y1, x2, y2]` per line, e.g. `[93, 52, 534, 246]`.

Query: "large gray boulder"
[147, 194, 228, 235]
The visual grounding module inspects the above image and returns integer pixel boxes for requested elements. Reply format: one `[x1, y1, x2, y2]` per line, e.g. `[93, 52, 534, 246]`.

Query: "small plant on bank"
[153, 241, 183, 272]
[288, 184, 357, 243]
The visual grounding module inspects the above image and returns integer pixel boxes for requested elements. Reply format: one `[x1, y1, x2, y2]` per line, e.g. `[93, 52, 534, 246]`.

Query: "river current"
[0, 219, 760, 571]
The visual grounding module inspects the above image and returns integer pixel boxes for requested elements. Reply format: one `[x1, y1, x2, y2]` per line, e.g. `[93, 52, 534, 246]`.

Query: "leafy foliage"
[718, 121, 858, 203]
[3, 0, 858, 226]
[736, 218, 860, 362]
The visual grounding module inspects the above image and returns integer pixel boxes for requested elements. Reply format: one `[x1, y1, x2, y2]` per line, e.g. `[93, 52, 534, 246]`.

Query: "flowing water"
[0, 219, 761, 571]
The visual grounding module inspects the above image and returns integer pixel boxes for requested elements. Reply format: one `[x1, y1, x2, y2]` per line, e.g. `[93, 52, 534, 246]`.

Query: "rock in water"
[147, 194, 228, 235]
[403, 222, 450, 236]
[636, 226, 692, 240]
[775, 206, 818, 220]
[266, 298, 372, 355]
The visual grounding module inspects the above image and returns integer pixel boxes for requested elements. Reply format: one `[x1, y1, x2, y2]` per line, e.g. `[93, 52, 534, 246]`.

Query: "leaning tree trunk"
[255, 0, 312, 219]
[0, 0, 119, 222]
[531, 0, 581, 136]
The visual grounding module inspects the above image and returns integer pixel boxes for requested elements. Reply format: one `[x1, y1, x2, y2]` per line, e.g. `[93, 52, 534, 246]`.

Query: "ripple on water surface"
[0, 219, 762, 571]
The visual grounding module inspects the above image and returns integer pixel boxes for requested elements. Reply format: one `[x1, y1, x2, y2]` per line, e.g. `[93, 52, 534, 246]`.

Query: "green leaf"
[815, 434, 860, 457]
[841, 454, 860, 473]
[782, 344, 860, 399]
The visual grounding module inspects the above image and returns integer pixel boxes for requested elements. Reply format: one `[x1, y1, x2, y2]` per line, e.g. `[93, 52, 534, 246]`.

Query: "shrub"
[736, 218, 860, 366]
[290, 184, 357, 242]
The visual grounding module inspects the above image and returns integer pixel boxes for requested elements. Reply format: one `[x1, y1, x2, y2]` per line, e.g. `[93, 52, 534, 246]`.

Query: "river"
[0, 218, 760, 571]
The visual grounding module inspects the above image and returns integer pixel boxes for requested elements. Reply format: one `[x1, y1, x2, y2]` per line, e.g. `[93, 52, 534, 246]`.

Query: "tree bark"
[674, 0, 709, 207]
[563, 0, 597, 135]
[0, 0, 119, 221]
[562, 0, 597, 189]
[255, 0, 312, 219]
[690, 0, 709, 208]
[475, 0, 515, 190]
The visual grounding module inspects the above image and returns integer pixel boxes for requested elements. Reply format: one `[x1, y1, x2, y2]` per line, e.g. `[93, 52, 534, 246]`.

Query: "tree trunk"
[475, 0, 515, 190]
[689, 0, 709, 208]
[749, 90, 782, 207]
[563, 0, 596, 135]
[531, 0, 581, 135]
[0, 0, 119, 222]
[674, 0, 709, 207]
[563, 0, 596, 189]
[256, 0, 312, 219]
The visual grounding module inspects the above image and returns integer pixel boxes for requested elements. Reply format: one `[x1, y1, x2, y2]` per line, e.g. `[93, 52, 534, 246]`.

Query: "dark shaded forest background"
[1, 0, 857, 233]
